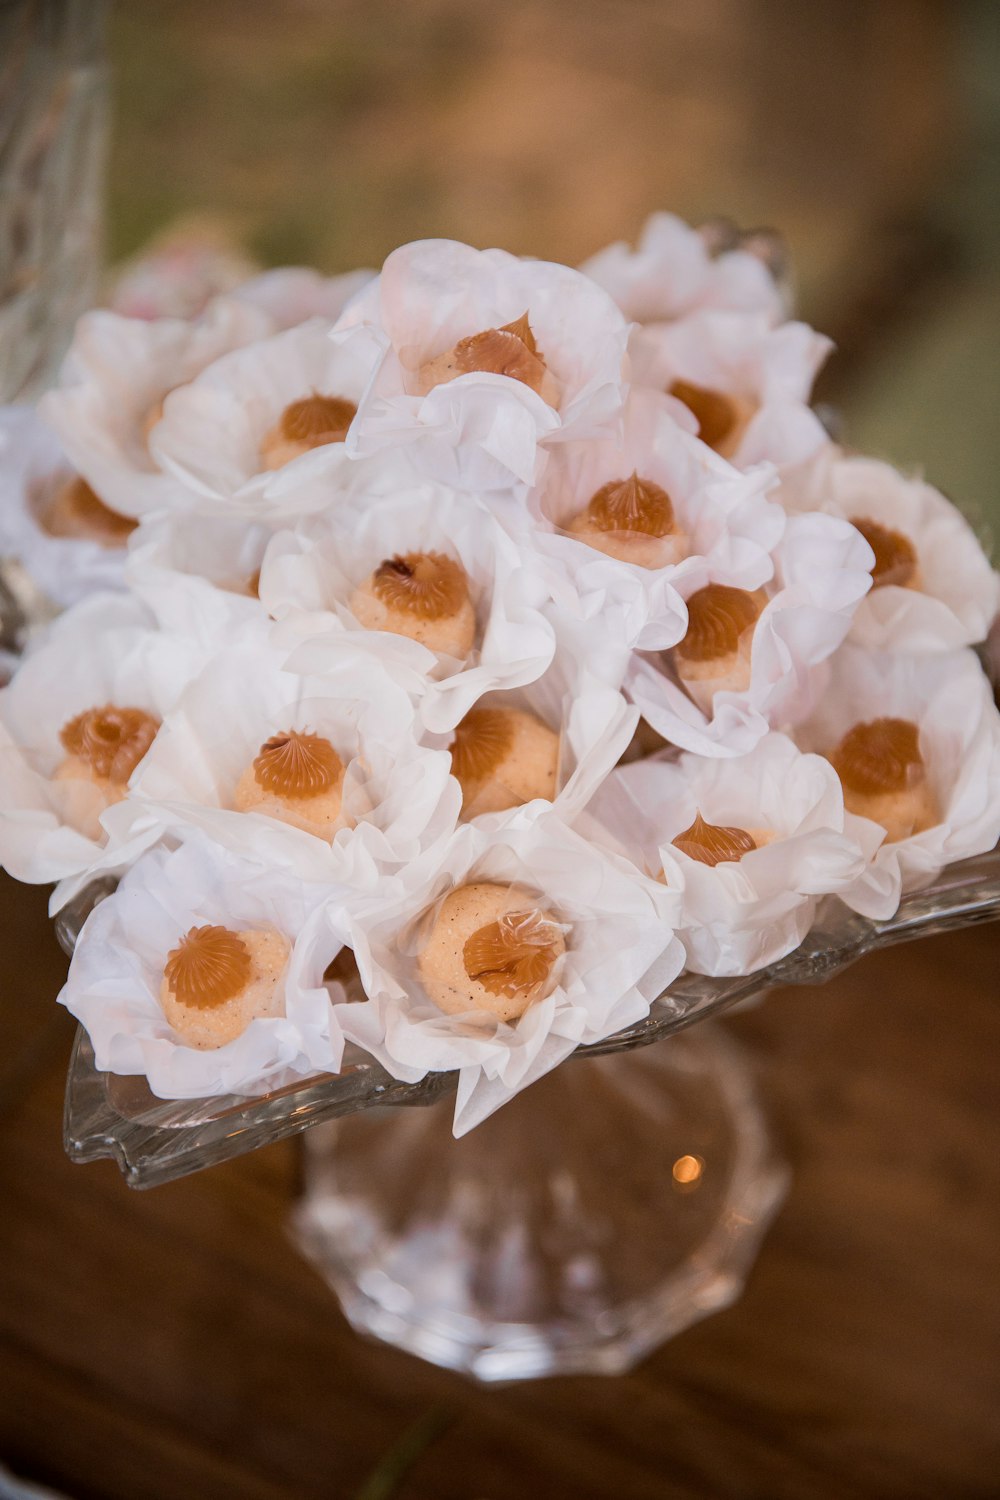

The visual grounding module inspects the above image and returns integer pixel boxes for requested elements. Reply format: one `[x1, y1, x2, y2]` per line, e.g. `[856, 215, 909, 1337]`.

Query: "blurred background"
[105, 0, 1000, 527]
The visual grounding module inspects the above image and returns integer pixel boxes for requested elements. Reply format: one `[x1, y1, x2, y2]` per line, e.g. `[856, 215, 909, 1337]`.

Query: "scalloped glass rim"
[61, 845, 1000, 1188]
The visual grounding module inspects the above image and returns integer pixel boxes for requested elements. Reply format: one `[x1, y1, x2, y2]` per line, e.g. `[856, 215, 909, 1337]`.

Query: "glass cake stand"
[60, 848, 1000, 1381]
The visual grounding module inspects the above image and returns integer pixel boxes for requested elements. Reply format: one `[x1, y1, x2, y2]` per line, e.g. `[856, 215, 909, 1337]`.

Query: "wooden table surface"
[0, 872, 997, 1500]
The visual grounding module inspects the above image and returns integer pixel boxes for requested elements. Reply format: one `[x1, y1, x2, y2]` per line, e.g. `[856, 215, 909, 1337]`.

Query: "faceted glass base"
[294, 1024, 788, 1381]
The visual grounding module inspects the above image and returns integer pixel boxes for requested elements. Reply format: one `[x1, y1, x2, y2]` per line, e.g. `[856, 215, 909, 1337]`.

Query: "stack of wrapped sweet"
[1, 214, 997, 1132]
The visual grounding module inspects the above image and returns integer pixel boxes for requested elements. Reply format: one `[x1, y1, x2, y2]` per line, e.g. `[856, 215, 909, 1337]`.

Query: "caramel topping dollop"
[463, 908, 562, 999]
[371, 551, 469, 621]
[669, 380, 739, 451]
[452, 313, 548, 394]
[60, 477, 138, 544]
[164, 925, 252, 1010]
[450, 707, 515, 785]
[849, 516, 918, 590]
[277, 394, 357, 448]
[253, 730, 343, 799]
[672, 811, 757, 867]
[59, 704, 159, 783]
[828, 717, 924, 797]
[675, 584, 761, 663]
[584, 472, 675, 538]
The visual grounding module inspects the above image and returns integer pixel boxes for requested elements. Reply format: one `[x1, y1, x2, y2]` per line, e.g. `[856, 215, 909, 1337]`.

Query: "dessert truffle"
[42, 475, 137, 548]
[827, 716, 938, 842]
[418, 312, 560, 409]
[849, 516, 921, 591]
[260, 393, 357, 470]
[233, 728, 346, 838]
[565, 471, 685, 569]
[349, 551, 476, 656]
[53, 703, 159, 835]
[417, 881, 566, 1021]
[670, 583, 764, 715]
[450, 705, 560, 816]
[160, 923, 290, 1048]
[668, 379, 755, 459]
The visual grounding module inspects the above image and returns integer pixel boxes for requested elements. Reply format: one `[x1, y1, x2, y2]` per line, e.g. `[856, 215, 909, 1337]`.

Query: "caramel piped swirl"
[164, 925, 252, 1010]
[828, 717, 923, 797]
[450, 707, 515, 785]
[585, 472, 675, 538]
[463, 909, 562, 999]
[278, 394, 356, 447]
[668, 380, 739, 451]
[253, 730, 343, 799]
[371, 551, 469, 620]
[59, 704, 159, 783]
[672, 812, 757, 867]
[452, 313, 547, 394]
[849, 516, 918, 590]
[675, 584, 761, 664]
[60, 477, 137, 543]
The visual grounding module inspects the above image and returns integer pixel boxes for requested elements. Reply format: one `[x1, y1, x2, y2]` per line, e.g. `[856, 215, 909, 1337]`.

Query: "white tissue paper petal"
[626, 511, 872, 756]
[0, 405, 128, 610]
[337, 815, 685, 1134]
[520, 387, 784, 652]
[780, 448, 1000, 650]
[794, 645, 1000, 919]
[337, 238, 631, 491]
[584, 732, 880, 975]
[579, 211, 786, 324]
[39, 297, 272, 518]
[58, 834, 347, 1098]
[630, 311, 832, 471]
[263, 482, 557, 733]
[232, 265, 375, 330]
[149, 318, 381, 516]
[0, 594, 208, 888]
[109, 637, 459, 887]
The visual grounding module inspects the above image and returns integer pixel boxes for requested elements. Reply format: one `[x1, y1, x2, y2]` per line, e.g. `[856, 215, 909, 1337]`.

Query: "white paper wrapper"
[630, 311, 832, 471]
[39, 298, 271, 518]
[149, 318, 381, 517]
[337, 238, 631, 491]
[626, 511, 873, 756]
[232, 265, 375, 329]
[0, 405, 129, 610]
[106, 638, 459, 888]
[125, 510, 273, 651]
[58, 834, 347, 1098]
[337, 815, 685, 1134]
[520, 387, 784, 652]
[780, 448, 1000, 650]
[579, 211, 786, 325]
[584, 733, 882, 976]
[793, 645, 1000, 919]
[0, 594, 207, 888]
[264, 483, 556, 733]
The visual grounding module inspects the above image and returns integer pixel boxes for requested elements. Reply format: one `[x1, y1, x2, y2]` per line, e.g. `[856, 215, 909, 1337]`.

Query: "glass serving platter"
[61, 845, 1000, 1190]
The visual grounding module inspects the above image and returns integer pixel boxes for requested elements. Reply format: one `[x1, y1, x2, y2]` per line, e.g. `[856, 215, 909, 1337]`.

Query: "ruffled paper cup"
[58, 834, 346, 1099]
[39, 297, 271, 518]
[584, 733, 881, 976]
[626, 511, 873, 756]
[780, 449, 1000, 651]
[579, 211, 786, 325]
[793, 645, 1000, 920]
[232, 265, 375, 330]
[0, 405, 130, 611]
[337, 238, 631, 491]
[630, 310, 832, 472]
[264, 483, 556, 733]
[110, 638, 459, 887]
[522, 387, 784, 651]
[0, 594, 207, 888]
[149, 318, 382, 517]
[337, 814, 685, 1134]
[125, 510, 273, 650]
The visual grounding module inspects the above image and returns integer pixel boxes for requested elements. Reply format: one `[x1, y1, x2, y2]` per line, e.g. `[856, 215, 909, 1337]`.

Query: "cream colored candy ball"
[349, 576, 476, 657]
[233, 762, 346, 839]
[160, 928, 290, 1049]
